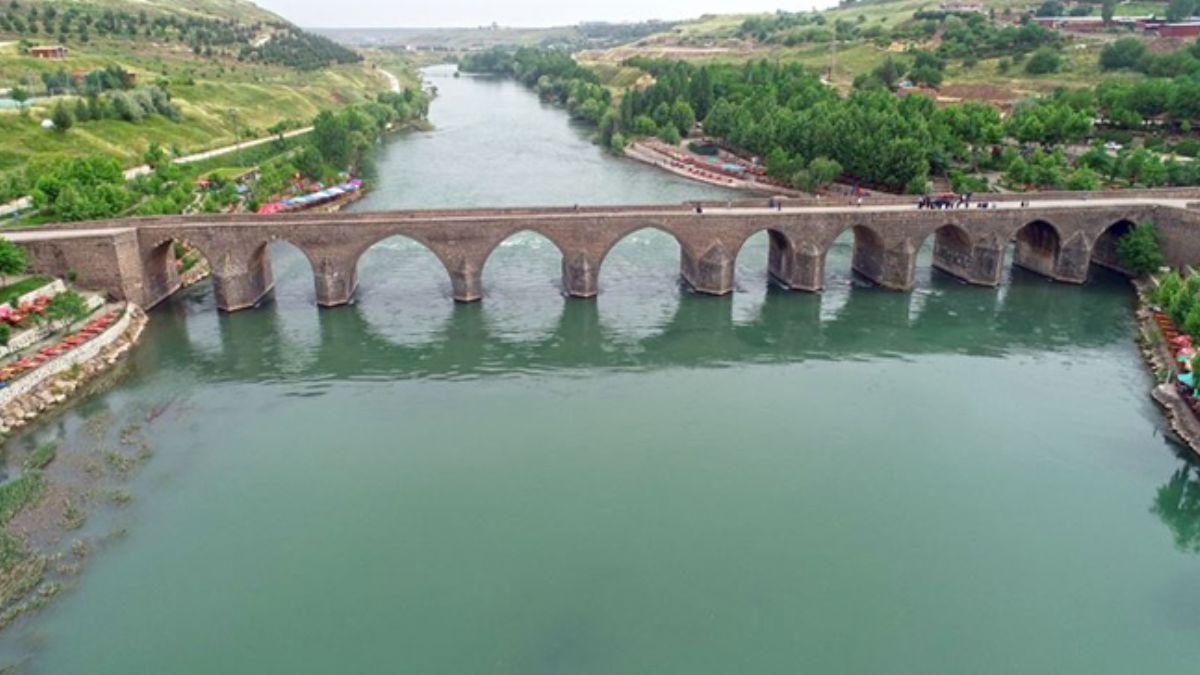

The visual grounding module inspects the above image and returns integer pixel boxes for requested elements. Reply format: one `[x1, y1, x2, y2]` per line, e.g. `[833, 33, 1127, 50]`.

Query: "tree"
[0, 238, 27, 289]
[1156, 270, 1184, 306]
[1036, 1, 1065, 16]
[1171, 286, 1197, 324]
[312, 109, 351, 169]
[1102, 0, 1116, 23]
[1066, 166, 1102, 191]
[1184, 302, 1200, 337]
[51, 101, 73, 132]
[10, 86, 28, 108]
[1025, 47, 1063, 75]
[45, 290, 88, 331]
[1100, 38, 1148, 71]
[808, 156, 842, 190]
[669, 100, 696, 137]
[1167, 0, 1197, 23]
[1116, 223, 1166, 275]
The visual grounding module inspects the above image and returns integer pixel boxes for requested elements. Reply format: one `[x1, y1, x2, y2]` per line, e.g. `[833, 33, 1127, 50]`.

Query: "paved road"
[122, 126, 314, 179]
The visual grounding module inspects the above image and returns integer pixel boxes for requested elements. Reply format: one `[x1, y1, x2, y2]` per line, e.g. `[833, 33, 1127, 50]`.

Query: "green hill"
[20, 0, 285, 27]
[0, 0, 394, 177]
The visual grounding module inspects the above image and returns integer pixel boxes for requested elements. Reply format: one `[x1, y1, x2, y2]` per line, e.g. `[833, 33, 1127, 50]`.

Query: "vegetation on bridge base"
[1117, 223, 1167, 276]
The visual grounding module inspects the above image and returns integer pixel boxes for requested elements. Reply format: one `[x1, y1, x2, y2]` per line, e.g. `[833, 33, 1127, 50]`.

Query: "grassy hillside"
[583, 0, 1171, 100]
[0, 0, 392, 173]
[21, 0, 283, 23]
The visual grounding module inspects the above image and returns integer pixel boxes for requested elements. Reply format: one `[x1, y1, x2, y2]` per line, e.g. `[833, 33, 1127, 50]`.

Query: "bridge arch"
[822, 224, 889, 288]
[144, 236, 219, 308]
[352, 233, 457, 302]
[255, 238, 318, 306]
[145, 235, 286, 311]
[1089, 219, 1137, 274]
[914, 223, 992, 285]
[1011, 220, 1064, 280]
[481, 228, 568, 294]
[480, 230, 567, 341]
[597, 224, 690, 272]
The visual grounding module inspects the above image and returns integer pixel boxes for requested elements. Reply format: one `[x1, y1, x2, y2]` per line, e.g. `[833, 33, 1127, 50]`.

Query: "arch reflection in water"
[819, 229, 871, 322]
[480, 231, 565, 343]
[731, 231, 771, 325]
[354, 235, 454, 346]
[148, 262, 1136, 383]
[597, 227, 684, 342]
[263, 241, 321, 354]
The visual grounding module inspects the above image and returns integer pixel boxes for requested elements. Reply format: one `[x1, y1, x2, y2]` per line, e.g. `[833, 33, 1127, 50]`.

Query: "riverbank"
[624, 139, 789, 195]
[1136, 278, 1200, 456]
[0, 302, 148, 632]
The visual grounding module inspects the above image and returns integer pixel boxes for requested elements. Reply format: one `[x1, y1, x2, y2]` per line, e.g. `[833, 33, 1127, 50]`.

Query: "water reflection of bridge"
[143, 268, 1134, 383]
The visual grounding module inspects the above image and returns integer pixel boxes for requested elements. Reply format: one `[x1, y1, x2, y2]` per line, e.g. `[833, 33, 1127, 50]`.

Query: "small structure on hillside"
[29, 45, 68, 60]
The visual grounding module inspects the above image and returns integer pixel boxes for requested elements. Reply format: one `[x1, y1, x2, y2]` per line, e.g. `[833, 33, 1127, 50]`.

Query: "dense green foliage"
[460, 48, 612, 125]
[0, 238, 28, 288]
[1116, 223, 1166, 275]
[738, 7, 1061, 63]
[17, 84, 428, 222]
[0, 277, 50, 307]
[45, 289, 90, 328]
[238, 29, 362, 70]
[467, 46, 1200, 193]
[28, 154, 133, 221]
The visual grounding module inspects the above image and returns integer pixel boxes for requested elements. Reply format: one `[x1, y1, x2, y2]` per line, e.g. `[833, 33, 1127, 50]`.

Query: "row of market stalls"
[256, 180, 364, 215]
[1157, 314, 1200, 416]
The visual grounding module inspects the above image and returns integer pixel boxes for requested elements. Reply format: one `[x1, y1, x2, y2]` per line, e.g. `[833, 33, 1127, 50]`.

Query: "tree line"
[460, 46, 1200, 194]
[13, 86, 430, 223]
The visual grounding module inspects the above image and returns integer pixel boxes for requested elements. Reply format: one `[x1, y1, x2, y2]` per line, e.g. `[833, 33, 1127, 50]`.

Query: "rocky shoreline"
[1134, 279, 1200, 456]
[0, 302, 151, 634]
[0, 305, 147, 436]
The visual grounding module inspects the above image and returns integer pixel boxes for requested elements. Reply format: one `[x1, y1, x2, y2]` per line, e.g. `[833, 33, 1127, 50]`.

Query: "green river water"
[1, 64, 1199, 673]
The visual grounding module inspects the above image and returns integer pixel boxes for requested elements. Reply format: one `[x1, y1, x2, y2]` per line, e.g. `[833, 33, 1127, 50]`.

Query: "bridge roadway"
[8, 191, 1200, 312]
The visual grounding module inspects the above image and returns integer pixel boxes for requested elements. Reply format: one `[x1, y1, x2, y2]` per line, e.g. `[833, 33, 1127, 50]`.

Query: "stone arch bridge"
[10, 195, 1200, 312]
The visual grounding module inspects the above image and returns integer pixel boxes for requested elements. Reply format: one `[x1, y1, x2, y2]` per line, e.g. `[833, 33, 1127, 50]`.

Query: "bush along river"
[0, 64, 1199, 674]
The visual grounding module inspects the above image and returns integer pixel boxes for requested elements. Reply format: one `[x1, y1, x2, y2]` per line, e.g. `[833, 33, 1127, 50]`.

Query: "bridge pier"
[768, 235, 824, 291]
[211, 247, 274, 312]
[315, 265, 357, 307]
[932, 228, 1005, 286]
[1014, 226, 1089, 284]
[852, 240, 916, 290]
[450, 265, 483, 302]
[562, 254, 599, 298]
[1054, 235, 1091, 283]
[680, 244, 734, 295]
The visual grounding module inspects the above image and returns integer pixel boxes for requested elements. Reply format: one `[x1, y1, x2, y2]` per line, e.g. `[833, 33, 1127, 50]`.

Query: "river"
[1, 64, 1199, 674]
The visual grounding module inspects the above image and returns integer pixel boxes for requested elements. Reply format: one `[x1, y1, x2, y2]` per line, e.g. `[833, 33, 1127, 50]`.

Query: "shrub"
[1025, 48, 1063, 75]
[1116, 223, 1166, 276]
[1156, 270, 1183, 305]
[1185, 303, 1200, 336]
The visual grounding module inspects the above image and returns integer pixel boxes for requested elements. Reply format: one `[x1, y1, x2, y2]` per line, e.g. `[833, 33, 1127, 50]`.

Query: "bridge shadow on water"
[138, 262, 1137, 384]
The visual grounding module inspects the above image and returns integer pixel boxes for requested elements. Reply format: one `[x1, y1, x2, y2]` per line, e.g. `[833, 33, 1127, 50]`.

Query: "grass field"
[584, 0, 1165, 99]
[0, 37, 393, 172]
